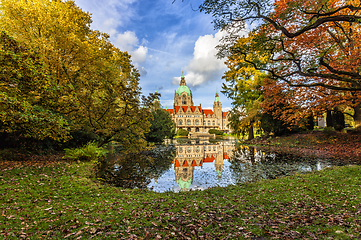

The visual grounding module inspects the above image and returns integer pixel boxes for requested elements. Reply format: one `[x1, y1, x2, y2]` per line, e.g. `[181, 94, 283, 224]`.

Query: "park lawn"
[0, 160, 360, 239]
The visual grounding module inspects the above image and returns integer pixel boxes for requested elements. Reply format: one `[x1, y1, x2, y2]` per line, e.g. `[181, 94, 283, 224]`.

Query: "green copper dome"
[215, 92, 220, 102]
[176, 177, 192, 190]
[176, 85, 192, 96]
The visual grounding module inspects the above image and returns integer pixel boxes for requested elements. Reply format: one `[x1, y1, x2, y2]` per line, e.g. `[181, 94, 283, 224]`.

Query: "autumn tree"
[0, 0, 151, 151]
[199, 0, 361, 130]
[222, 35, 266, 139]
[0, 32, 69, 141]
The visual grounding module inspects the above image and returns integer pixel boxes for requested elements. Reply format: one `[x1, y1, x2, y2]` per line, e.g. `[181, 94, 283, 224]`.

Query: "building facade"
[165, 74, 230, 133]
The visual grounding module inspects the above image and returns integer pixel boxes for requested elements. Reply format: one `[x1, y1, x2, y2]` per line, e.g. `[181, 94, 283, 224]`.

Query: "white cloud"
[114, 31, 148, 64]
[222, 107, 232, 112]
[173, 30, 228, 87]
[74, 1, 149, 64]
[173, 28, 249, 88]
[114, 31, 139, 52]
[132, 46, 148, 63]
[74, 0, 136, 37]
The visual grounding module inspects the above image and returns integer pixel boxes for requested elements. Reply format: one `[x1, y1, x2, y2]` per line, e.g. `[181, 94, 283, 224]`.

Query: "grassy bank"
[1, 160, 360, 239]
[245, 131, 361, 162]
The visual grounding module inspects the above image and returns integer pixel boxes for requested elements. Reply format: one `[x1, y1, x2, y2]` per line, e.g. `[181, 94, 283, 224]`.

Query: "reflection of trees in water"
[96, 144, 176, 189]
[230, 146, 322, 183]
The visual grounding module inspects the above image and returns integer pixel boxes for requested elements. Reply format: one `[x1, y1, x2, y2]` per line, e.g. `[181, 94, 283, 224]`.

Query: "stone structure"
[165, 74, 230, 133]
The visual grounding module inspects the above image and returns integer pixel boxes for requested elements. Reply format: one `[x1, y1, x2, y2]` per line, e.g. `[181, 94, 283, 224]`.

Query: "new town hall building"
[165, 74, 230, 133]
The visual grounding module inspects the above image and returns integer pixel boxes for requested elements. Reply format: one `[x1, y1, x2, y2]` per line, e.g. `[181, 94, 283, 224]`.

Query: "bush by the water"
[176, 129, 189, 136]
[209, 129, 224, 135]
[63, 141, 108, 163]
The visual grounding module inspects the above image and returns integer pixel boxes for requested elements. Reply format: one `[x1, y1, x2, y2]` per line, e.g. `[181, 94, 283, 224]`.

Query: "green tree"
[176, 129, 189, 137]
[0, 0, 151, 152]
[145, 108, 176, 143]
[208, 129, 224, 136]
[221, 35, 266, 140]
[0, 32, 69, 141]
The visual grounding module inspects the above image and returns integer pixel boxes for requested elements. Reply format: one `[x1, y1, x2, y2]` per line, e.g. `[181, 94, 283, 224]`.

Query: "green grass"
[0, 161, 360, 239]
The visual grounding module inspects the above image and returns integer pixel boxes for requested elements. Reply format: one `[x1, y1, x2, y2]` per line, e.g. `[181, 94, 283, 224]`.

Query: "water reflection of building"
[172, 139, 234, 191]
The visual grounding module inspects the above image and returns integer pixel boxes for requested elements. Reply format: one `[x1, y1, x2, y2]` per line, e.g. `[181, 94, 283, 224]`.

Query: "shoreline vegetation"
[1, 132, 360, 239]
[242, 131, 361, 162]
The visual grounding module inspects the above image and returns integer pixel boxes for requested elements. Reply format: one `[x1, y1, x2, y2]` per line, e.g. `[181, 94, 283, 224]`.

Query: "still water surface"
[102, 138, 351, 192]
[149, 138, 333, 192]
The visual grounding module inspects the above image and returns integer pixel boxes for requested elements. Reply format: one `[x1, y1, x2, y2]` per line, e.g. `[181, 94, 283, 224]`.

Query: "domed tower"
[174, 73, 193, 107]
[213, 92, 222, 118]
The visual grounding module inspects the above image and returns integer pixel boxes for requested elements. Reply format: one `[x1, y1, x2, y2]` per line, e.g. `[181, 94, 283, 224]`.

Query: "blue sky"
[73, 0, 234, 110]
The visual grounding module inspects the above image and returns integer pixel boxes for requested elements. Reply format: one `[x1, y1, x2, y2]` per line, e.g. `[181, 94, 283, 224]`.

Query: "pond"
[98, 138, 354, 192]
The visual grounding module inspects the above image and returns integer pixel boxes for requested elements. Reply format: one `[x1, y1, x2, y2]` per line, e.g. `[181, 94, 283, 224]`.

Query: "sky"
[73, 0, 235, 111]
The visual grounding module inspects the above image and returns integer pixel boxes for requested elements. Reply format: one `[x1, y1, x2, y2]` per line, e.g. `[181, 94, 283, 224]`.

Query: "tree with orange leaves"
[200, 0, 361, 130]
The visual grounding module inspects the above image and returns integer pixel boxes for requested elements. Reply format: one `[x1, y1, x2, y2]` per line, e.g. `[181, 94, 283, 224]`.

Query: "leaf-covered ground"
[248, 131, 361, 162]
[0, 159, 360, 239]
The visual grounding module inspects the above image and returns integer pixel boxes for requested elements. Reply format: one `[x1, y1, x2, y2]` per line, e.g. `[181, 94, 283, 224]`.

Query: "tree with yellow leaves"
[0, 0, 151, 151]
[222, 34, 267, 139]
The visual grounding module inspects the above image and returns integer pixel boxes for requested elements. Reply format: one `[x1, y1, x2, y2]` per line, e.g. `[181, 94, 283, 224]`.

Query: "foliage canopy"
[0, 0, 151, 151]
[199, 0, 361, 130]
[145, 108, 176, 143]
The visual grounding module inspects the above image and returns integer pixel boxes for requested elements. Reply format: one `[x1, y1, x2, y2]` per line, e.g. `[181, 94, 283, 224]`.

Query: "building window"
[179, 120, 183, 125]
[187, 147, 191, 153]
[179, 147, 183, 153]
[187, 120, 191, 125]
[195, 119, 199, 125]
[196, 146, 200, 153]
[212, 120, 215, 126]
[208, 120, 211, 125]
[182, 96, 186, 105]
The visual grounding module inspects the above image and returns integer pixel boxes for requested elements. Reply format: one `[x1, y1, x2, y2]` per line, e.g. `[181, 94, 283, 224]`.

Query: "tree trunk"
[248, 124, 254, 140]
[354, 103, 361, 131]
[249, 146, 255, 163]
[326, 110, 333, 127]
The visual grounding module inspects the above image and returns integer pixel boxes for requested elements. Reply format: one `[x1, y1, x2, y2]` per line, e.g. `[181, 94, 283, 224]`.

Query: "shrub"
[322, 127, 336, 136]
[209, 129, 224, 135]
[176, 129, 189, 136]
[63, 141, 108, 164]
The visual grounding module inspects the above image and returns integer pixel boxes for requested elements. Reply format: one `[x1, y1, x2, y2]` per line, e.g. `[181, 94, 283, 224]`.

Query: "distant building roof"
[204, 154, 215, 163]
[176, 85, 192, 96]
[165, 109, 174, 114]
[203, 109, 214, 115]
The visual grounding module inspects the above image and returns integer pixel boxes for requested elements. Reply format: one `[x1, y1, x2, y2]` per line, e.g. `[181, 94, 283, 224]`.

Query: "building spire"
[180, 72, 186, 86]
[215, 92, 220, 103]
